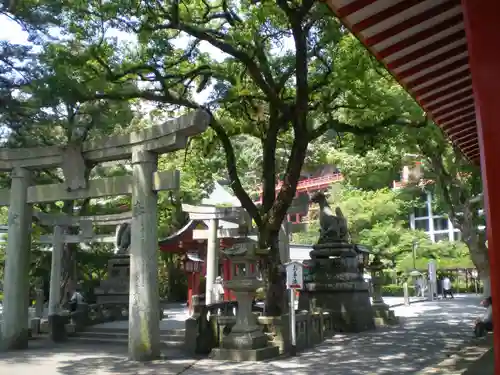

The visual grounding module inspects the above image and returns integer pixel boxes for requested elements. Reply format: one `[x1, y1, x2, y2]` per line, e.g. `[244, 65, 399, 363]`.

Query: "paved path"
[0, 295, 484, 375]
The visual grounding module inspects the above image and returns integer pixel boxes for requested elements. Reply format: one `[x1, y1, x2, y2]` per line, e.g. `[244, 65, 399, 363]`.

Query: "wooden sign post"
[285, 261, 304, 356]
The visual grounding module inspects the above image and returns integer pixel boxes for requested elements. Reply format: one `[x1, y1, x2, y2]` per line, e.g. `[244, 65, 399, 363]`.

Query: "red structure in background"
[158, 220, 240, 312]
[257, 173, 344, 203]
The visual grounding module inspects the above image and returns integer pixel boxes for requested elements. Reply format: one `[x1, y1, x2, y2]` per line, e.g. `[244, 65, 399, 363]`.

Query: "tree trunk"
[465, 239, 490, 297]
[263, 234, 286, 316]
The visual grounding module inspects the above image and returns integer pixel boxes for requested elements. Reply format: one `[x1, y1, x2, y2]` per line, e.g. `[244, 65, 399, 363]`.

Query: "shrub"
[255, 287, 266, 301]
[382, 284, 416, 297]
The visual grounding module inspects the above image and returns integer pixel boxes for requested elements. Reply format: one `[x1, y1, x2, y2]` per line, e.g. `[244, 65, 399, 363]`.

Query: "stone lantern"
[211, 239, 279, 361]
[368, 255, 386, 306]
[367, 255, 398, 326]
[356, 244, 371, 274]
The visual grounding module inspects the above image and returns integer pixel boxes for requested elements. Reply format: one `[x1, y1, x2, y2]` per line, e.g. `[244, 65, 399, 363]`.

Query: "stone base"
[373, 303, 399, 326]
[30, 318, 41, 335]
[1, 329, 30, 350]
[48, 314, 68, 342]
[40, 319, 49, 333]
[303, 289, 375, 333]
[211, 345, 280, 361]
[222, 328, 268, 350]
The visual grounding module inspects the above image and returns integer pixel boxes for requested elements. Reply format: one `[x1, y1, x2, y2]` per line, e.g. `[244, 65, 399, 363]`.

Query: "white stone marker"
[285, 261, 304, 357]
[205, 218, 219, 305]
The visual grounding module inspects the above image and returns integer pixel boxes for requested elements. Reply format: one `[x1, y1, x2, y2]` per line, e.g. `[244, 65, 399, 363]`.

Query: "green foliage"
[23, 0, 415, 248]
[295, 182, 474, 272]
[0, 207, 7, 224]
[292, 221, 320, 245]
[382, 284, 415, 297]
[396, 241, 473, 273]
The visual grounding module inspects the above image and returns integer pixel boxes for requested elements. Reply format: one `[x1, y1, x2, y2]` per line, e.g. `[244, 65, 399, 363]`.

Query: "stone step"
[87, 326, 185, 336]
[71, 334, 185, 348]
[78, 329, 184, 342]
[87, 327, 185, 335]
[72, 327, 186, 347]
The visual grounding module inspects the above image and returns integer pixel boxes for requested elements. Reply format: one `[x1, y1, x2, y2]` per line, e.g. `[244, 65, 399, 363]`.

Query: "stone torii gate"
[34, 210, 132, 338]
[182, 204, 248, 305]
[0, 110, 209, 360]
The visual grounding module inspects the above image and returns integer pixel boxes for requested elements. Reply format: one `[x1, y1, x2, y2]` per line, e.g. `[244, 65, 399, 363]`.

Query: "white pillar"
[448, 218, 454, 241]
[128, 149, 160, 361]
[426, 191, 435, 242]
[409, 213, 416, 230]
[279, 221, 290, 263]
[48, 225, 64, 316]
[205, 218, 219, 305]
[2, 167, 32, 349]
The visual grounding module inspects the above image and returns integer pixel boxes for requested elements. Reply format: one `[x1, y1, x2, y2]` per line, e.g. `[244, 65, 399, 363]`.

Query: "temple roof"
[158, 220, 200, 247]
[326, 0, 478, 163]
[202, 181, 241, 207]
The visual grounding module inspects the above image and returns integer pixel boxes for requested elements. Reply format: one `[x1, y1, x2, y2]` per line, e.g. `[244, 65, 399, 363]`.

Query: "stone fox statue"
[115, 223, 131, 254]
[310, 191, 350, 243]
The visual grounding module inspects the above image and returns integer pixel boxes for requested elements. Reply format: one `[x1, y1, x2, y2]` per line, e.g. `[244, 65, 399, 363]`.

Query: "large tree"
[42, 0, 424, 315]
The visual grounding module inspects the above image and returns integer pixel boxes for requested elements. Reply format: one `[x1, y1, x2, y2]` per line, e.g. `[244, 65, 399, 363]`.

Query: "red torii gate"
[326, 0, 500, 370]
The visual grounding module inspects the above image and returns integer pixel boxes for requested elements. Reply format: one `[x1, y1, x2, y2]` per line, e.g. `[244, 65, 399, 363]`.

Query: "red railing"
[287, 173, 344, 191]
[265, 173, 344, 193]
[255, 173, 344, 204]
[393, 179, 434, 189]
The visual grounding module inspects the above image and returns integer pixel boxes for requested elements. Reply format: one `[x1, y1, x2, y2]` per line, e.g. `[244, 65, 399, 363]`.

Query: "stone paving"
[0, 295, 485, 375]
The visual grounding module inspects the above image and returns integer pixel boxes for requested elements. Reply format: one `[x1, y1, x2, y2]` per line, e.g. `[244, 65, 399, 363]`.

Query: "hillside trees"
[404, 124, 488, 292]
[326, 60, 487, 291]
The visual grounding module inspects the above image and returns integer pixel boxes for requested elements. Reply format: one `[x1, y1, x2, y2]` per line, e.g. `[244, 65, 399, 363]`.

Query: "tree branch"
[203, 107, 262, 228]
[141, 7, 281, 108]
[308, 115, 399, 141]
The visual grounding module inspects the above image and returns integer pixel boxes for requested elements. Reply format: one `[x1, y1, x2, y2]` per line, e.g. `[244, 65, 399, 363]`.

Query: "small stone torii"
[33, 210, 132, 326]
[0, 110, 209, 360]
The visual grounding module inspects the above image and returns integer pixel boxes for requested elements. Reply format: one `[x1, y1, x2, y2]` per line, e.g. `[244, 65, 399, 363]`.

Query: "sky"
[0, 14, 216, 106]
[0, 12, 296, 104]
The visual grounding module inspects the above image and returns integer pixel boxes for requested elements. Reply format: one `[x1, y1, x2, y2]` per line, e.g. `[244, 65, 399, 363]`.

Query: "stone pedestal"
[211, 245, 279, 361]
[2, 167, 32, 350]
[301, 243, 375, 333]
[221, 286, 268, 350]
[372, 302, 398, 326]
[128, 150, 160, 361]
[35, 285, 44, 318]
[48, 314, 67, 342]
[95, 255, 130, 304]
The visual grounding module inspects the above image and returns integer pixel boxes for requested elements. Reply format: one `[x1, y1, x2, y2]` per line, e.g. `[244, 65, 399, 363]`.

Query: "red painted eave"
[326, 0, 479, 164]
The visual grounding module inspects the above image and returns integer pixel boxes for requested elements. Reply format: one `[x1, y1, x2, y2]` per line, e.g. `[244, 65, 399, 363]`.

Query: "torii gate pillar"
[2, 167, 32, 350]
[462, 0, 500, 369]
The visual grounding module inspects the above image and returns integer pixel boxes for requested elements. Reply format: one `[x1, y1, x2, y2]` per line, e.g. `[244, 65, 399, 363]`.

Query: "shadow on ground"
[0, 296, 485, 375]
[182, 297, 485, 375]
[0, 340, 195, 375]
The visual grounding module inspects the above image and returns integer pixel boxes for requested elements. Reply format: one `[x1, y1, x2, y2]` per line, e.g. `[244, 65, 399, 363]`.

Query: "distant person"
[417, 278, 425, 297]
[435, 275, 442, 298]
[69, 288, 85, 312]
[475, 296, 493, 337]
[442, 276, 454, 299]
[213, 276, 225, 303]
